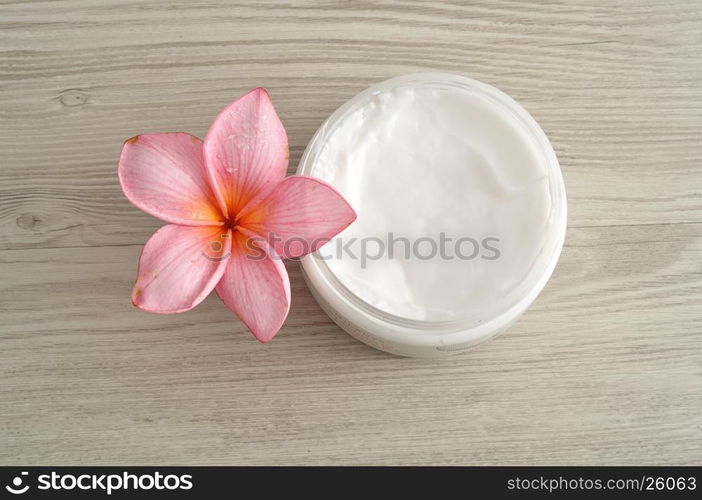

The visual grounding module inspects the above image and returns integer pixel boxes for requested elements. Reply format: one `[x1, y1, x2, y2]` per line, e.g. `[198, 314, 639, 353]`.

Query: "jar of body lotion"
[298, 73, 567, 357]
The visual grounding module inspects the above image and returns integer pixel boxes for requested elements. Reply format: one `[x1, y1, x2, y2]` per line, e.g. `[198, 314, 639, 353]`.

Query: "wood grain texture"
[1, 0, 700, 465]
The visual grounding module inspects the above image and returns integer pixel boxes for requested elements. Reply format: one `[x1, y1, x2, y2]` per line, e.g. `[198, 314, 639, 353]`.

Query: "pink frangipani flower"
[118, 88, 356, 342]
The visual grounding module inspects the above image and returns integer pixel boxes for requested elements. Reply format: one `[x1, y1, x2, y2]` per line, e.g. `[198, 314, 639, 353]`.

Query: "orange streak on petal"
[119, 132, 224, 226]
[203, 88, 289, 219]
[237, 175, 357, 259]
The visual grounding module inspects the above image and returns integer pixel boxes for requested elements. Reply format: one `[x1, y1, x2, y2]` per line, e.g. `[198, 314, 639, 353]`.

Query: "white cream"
[299, 73, 566, 357]
[311, 81, 553, 322]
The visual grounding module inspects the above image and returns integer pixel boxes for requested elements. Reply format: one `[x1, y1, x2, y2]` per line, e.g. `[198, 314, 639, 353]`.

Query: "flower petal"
[132, 224, 232, 313]
[203, 88, 289, 218]
[119, 133, 224, 225]
[215, 230, 291, 342]
[238, 176, 357, 259]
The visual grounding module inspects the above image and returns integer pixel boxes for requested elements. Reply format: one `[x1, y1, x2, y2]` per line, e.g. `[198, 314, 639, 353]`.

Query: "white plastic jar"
[298, 73, 567, 357]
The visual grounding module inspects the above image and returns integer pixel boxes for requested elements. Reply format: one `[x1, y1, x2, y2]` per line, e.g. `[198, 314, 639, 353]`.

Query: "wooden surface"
[1, 0, 701, 465]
